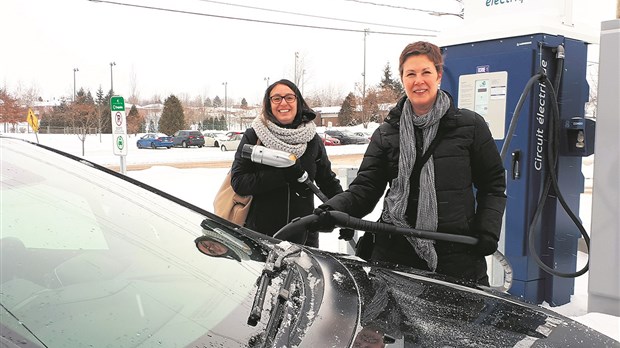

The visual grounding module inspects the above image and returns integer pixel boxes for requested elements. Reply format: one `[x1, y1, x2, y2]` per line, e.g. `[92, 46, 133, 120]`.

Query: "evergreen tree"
[204, 116, 217, 130]
[217, 115, 227, 130]
[240, 98, 248, 109]
[379, 62, 404, 98]
[204, 97, 212, 107]
[139, 118, 146, 133]
[213, 96, 222, 108]
[94, 88, 113, 133]
[148, 119, 156, 133]
[338, 92, 356, 126]
[85, 90, 95, 104]
[158, 94, 186, 135]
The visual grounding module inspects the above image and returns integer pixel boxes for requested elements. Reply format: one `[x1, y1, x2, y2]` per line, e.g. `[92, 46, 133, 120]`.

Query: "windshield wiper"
[262, 269, 296, 347]
[247, 243, 302, 326]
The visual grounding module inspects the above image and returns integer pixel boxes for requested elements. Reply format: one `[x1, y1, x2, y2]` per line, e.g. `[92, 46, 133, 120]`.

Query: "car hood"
[320, 252, 617, 348]
[193, 219, 616, 347]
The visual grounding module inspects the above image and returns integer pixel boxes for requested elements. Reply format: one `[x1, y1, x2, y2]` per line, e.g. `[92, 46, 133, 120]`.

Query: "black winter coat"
[323, 94, 507, 283]
[231, 128, 343, 247]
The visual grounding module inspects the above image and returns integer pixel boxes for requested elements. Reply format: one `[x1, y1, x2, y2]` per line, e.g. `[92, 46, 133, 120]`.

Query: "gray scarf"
[251, 116, 316, 158]
[380, 91, 450, 271]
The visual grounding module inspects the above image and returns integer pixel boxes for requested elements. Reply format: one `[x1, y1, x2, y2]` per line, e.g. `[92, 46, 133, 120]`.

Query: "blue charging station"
[439, 34, 594, 305]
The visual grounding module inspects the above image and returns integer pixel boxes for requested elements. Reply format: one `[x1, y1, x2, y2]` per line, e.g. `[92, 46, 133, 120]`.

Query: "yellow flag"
[26, 108, 39, 132]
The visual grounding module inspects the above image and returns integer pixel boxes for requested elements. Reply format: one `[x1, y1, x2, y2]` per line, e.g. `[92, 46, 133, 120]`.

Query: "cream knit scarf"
[251, 116, 316, 158]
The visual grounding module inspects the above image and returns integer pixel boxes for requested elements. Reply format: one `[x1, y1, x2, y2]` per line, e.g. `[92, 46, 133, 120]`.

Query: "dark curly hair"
[261, 79, 316, 128]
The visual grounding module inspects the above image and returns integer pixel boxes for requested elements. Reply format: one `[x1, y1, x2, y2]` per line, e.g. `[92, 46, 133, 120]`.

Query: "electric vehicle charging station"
[437, 0, 601, 306]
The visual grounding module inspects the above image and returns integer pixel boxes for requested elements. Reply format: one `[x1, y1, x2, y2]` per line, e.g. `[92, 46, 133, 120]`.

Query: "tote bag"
[213, 138, 260, 225]
[213, 172, 253, 225]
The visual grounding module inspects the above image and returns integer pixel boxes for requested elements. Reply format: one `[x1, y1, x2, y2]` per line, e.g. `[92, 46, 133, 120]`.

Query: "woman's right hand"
[284, 160, 305, 182]
[312, 206, 337, 232]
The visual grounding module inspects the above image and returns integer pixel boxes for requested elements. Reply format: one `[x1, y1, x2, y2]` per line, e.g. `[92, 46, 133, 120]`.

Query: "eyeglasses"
[269, 94, 296, 104]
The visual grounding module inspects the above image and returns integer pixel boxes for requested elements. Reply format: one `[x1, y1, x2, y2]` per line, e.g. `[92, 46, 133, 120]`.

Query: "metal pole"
[264, 77, 270, 88]
[110, 62, 116, 93]
[294, 52, 299, 85]
[362, 29, 369, 124]
[222, 82, 228, 128]
[73, 68, 79, 102]
[363, 29, 368, 100]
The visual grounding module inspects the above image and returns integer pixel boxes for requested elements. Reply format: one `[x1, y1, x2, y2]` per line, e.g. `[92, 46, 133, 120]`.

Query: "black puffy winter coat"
[231, 127, 343, 247]
[323, 94, 506, 283]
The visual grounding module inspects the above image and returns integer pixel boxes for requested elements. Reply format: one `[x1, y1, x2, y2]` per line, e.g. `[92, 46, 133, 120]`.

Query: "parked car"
[353, 131, 372, 142]
[325, 129, 370, 145]
[136, 132, 174, 149]
[317, 132, 341, 146]
[1, 135, 617, 348]
[219, 133, 242, 151]
[203, 131, 228, 147]
[172, 130, 205, 148]
[225, 131, 244, 138]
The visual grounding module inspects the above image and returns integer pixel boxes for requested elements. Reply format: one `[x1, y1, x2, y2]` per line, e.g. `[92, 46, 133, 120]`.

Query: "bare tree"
[358, 87, 380, 127]
[15, 82, 40, 109]
[71, 89, 99, 155]
[586, 63, 598, 118]
[128, 67, 140, 105]
[0, 88, 26, 132]
[306, 84, 346, 107]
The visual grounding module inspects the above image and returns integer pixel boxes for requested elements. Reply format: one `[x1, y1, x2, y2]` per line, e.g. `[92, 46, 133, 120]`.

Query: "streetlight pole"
[294, 52, 299, 85]
[222, 82, 228, 128]
[264, 77, 270, 88]
[362, 29, 369, 101]
[110, 61, 116, 94]
[362, 29, 369, 123]
[73, 68, 79, 102]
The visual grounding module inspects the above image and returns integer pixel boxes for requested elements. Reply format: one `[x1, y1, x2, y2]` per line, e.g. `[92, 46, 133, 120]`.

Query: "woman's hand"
[284, 160, 305, 182]
[474, 233, 498, 256]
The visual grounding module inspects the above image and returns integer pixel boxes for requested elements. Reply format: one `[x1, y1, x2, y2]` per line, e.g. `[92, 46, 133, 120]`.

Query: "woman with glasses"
[230, 79, 343, 247]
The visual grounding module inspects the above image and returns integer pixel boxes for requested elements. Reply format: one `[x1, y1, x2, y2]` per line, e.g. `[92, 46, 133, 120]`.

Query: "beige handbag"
[212, 138, 259, 225]
[213, 172, 253, 225]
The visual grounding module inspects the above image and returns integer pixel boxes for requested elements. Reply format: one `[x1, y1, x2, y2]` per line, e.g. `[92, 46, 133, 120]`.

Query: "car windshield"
[0, 138, 270, 347]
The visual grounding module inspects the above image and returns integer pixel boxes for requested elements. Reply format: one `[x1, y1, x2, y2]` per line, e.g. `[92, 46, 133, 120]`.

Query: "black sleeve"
[470, 113, 507, 239]
[230, 129, 288, 196]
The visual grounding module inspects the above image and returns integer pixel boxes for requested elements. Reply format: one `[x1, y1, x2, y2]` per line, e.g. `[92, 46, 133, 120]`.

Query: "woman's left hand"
[474, 233, 498, 256]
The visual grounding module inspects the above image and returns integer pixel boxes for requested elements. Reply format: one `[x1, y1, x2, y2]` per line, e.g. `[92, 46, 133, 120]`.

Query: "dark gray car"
[1, 136, 617, 348]
[173, 130, 205, 148]
[325, 129, 370, 145]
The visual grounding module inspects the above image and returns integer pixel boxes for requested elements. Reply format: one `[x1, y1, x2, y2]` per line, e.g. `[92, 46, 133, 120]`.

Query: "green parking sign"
[111, 96, 125, 111]
[110, 95, 127, 156]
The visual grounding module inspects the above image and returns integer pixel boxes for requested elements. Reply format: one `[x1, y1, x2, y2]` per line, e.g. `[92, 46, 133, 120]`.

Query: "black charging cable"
[500, 45, 590, 278]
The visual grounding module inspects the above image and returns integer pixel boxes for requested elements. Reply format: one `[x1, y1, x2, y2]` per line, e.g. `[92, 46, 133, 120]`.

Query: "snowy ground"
[5, 131, 619, 342]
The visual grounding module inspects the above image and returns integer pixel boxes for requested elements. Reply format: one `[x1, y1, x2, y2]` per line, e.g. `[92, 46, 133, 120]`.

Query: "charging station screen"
[474, 79, 490, 117]
[458, 71, 508, 140]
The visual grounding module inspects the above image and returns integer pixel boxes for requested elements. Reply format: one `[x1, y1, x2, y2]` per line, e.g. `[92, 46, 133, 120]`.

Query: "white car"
[203, 131, 228, 147]
[219, 133, 242, 151]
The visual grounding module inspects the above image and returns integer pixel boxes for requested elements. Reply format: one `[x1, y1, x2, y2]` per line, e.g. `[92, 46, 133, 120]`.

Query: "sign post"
[26, 108, 40, 143]
[110, 96, 128, 174]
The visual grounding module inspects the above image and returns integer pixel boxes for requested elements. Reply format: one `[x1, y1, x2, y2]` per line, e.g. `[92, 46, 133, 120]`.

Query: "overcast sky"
[1, 0, 616, 105]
